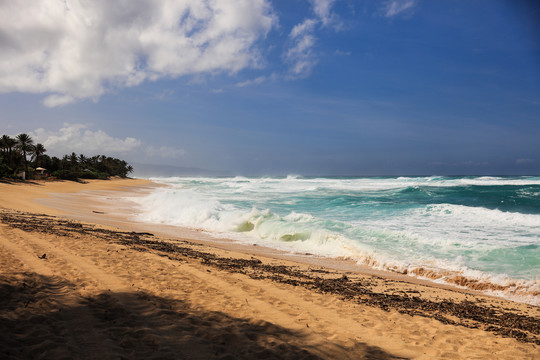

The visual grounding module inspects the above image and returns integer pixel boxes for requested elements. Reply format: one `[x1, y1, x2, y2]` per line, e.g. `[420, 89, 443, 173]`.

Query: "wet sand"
[0, 178, 538, 359]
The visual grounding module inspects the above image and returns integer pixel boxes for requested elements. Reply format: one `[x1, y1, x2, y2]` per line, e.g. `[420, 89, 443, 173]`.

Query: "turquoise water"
[130, 176, 540, 304]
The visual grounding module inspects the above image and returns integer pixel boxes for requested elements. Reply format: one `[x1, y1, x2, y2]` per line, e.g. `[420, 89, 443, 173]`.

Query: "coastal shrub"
[52, 170, 81, 181]
[80, 171, 109, 180]
[0, 163, 12, 177]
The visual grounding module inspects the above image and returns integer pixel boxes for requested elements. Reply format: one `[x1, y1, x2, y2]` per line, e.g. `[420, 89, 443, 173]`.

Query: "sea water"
[129, 176, 540, 305]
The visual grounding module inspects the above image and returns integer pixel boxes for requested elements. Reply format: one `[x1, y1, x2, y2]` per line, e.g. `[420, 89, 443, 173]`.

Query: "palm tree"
[16, 133, 34, 176]
[32, 143, 47, 167]
[1, 135, 16, 168]
[0, 136, 5, 160]
[0, 136, 5, 169]
[78, 154, 87, 168]
[69, 152, 78, 168]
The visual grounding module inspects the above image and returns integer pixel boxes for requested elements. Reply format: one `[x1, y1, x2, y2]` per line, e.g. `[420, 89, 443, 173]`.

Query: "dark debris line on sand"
[1, 209, 539, 346]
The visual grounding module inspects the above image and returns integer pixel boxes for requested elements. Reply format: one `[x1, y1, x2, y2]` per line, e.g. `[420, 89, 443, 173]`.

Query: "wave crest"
[129, 178, 540, 305]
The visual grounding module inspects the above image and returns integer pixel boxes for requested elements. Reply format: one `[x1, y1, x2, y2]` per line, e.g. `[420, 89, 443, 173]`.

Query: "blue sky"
[0, 0, 539, 176]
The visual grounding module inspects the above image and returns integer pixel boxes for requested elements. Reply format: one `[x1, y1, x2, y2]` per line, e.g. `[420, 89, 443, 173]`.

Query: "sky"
[1, 0, 539, 176]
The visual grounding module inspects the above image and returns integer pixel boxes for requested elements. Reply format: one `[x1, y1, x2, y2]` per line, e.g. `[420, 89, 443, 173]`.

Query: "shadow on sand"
[0, 272, 405, 360]
[0, 179, 43, 185]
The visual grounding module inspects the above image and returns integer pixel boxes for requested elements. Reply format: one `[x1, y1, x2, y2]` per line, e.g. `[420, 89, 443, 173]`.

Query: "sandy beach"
[0, 178, 538, 359]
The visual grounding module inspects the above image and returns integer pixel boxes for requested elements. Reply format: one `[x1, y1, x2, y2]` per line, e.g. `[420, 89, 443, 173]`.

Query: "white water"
[128, 176, 540, 305]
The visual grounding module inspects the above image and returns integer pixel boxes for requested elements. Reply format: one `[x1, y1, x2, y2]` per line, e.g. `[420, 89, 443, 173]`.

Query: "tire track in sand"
[0, 224, 129, 293]
[0, 224, 122, 359]
[157, 256, 401, 359]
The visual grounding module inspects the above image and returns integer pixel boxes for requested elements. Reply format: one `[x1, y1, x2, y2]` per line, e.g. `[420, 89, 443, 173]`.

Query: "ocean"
[129, 176, 540, 305]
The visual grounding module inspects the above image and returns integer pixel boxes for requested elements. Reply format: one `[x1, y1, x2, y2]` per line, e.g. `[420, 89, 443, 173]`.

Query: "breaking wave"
[129, 176, 540, 305]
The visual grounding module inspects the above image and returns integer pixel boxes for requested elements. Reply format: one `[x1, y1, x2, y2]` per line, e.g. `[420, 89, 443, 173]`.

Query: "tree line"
[0, 133, 133, 180]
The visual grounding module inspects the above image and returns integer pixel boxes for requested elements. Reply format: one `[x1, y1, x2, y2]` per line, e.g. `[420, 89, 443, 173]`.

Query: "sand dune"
[0, 179, 538, 359]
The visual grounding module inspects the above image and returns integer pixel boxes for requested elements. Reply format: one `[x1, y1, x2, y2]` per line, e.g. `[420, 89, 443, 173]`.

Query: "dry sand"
[0, 178, 538, 359]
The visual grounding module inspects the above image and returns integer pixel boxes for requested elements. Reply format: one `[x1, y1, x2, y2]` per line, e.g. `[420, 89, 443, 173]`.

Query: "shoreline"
[5, 176, 540, 306]
[42, 178, 538, 306]
[1, 178, 538, 358]
[9, 177, 540, 308]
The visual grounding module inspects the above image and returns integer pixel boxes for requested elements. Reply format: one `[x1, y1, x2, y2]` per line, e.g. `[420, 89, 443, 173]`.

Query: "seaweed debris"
[1, 209, 538, 345]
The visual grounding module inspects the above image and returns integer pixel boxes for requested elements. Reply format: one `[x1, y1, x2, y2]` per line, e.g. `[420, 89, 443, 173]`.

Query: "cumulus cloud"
[30, 123, 141, 156]
[0, 0, 276, 106]
[29, 123, 189, 161]
[284, 0, 338, 78]
[382, 0, 418, 18]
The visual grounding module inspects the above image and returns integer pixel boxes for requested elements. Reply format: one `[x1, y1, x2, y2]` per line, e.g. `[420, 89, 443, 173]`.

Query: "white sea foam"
[357, 204, 540, 249]
[149, 175, 540, 194]
[133, 176, 540, 305]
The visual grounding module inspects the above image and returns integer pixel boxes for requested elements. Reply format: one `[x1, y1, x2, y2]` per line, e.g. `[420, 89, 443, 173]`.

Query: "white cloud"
[235, 76, 267, 87]
[285, 22, 318, 78]
[30, 123, 141, 156]
[283, 0, 339, 78]
[29, 123, 189, 161]
[146, 146, 186, 159]
[382, 0, 418, 18]
[290, 18, 318, 39]
[0, 0, 276, 106]
[285, 20, 318, 78]
[310, 0, 337, 27]
[43, 95, 76, 108]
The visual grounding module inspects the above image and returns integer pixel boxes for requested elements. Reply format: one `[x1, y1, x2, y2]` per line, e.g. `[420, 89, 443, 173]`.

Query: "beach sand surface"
[0, 178, 538, 359]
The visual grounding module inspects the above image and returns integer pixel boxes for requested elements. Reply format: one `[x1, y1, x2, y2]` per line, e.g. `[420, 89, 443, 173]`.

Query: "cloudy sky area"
[1, 0, 539, 175]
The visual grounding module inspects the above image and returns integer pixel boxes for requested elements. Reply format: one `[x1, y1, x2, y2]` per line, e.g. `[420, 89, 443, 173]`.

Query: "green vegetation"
[0, 133, 133, 180]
